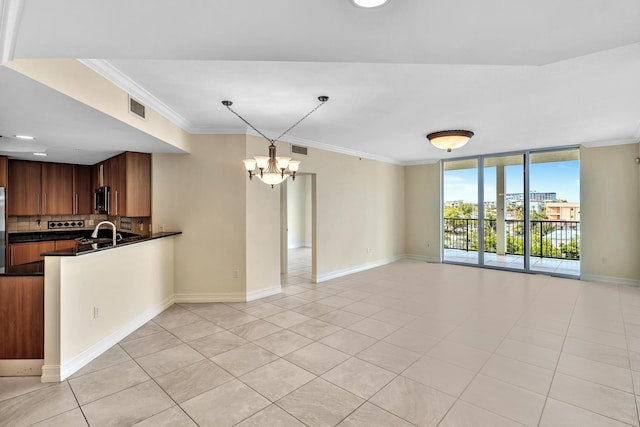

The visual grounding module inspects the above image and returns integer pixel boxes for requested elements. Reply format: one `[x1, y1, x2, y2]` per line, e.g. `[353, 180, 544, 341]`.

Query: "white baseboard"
[174, 286, 282, 303]
[0, 359, 43, 377]
[43, 295, 174, 382]
[247, 286, 281, 302]
[174, 292, 247, 303]
[581, 274, 640, 287]
[314, 255, 404, 283]
[41, 365, 61, 383]
[405, 254, 441, 263]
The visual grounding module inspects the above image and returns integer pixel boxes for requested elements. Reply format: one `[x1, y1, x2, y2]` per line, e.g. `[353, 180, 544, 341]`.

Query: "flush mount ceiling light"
[15, 135, 35, 140]
[222, 96, 329, 188]
[352, 0, 390, 7]
[426, 130, 474, 152]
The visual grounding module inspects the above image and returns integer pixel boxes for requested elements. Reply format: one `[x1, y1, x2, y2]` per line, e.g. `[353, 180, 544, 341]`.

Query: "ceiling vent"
[129, 96, 146, 119]
[291, 145, 308, 155]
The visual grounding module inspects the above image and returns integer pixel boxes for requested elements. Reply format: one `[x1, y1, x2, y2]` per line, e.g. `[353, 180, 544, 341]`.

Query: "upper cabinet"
[8, 161, 74, 216]
[8, 160, 43, 215]
[8, 152, 150, 218]
[73, 165, 92, 214]
[93, 152, 151, 217]
[41, 163, 74, 215]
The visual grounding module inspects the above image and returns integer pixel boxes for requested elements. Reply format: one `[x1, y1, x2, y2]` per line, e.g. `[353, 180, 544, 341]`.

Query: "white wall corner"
[0, 0, 24, 65]
[314, 255, 405, 283]
[580, 274, 640, 288]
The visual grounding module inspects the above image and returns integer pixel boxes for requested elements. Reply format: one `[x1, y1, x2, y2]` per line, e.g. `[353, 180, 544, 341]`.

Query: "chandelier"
[426, 130, 474, 152]
[222, 96, 329, 187]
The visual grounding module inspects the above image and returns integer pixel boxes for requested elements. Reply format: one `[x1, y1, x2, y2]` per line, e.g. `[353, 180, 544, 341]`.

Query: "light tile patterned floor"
[2, 255, 640, 426]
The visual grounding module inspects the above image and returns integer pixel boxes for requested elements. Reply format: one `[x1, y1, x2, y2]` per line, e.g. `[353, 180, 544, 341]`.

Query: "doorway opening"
[281, 174, 315, 285]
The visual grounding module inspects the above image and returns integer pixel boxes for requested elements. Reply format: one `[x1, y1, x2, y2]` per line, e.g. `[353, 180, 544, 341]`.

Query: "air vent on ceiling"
[291, 145, 308, 155]
[129, 96, 146, 119]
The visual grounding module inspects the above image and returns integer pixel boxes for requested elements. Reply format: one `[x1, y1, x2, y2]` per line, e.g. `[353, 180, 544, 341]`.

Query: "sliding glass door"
[442, 148, 580, 277]
[443, 159, 479, 265]
[483, 154, 525, 270]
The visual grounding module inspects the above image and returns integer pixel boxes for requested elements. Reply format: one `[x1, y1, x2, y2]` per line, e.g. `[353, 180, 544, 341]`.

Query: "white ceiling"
[1, 0, 640, 164]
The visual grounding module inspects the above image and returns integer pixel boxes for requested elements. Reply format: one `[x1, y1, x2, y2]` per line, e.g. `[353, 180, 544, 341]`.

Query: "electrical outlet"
[89, 219, 94, 226]
[93, 306, 99, 319]
[233, 269, 239, 278]
[158, 224, 164, 232]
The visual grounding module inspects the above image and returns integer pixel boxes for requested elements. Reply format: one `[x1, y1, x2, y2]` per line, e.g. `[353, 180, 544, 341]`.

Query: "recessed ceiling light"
[33, 152, 47, 157]
[352, 0, 389, 8]
[15, 135, 35, 140]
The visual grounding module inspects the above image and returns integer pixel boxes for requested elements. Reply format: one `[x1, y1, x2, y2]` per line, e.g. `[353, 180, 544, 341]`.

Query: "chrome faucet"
[91, 221, 117, 246]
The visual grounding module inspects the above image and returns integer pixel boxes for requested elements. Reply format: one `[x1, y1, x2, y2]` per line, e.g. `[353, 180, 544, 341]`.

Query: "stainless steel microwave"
[94, 186, 110, 214]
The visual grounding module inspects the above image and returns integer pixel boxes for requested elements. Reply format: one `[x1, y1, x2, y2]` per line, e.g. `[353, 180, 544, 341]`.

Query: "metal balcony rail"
[444, 218, 580, 260]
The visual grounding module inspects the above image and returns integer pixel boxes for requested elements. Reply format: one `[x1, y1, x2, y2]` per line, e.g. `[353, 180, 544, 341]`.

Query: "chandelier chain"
[223, 98, 328, 144]
[223, 104, 274, 143]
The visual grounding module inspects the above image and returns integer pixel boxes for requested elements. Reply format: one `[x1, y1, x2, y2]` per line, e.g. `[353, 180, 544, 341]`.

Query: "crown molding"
[579, 136, 639, 148]
[0, 0, 23, 65]
[78, 59, 193, 131]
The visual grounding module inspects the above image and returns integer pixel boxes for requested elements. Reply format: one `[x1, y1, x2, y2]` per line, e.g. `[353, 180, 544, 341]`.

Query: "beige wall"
[245, 137, 281, 297]
[153, 135, 247, 300]
[580, 143, 640, 284]
[405, 163, 441, 261]
[293, 144, 406, 280]
[7, 59, 191, 153]
[153, 133, 407, 297]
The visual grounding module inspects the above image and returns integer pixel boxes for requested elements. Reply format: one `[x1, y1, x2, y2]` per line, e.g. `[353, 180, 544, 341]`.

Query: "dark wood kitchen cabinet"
[8, 160, 42, 215]
[98, 152, 151, 217]
[8, 160, 75, 215]
[73, 165, 92, 214]
[41, 162, 74, 215]
[0, 276, 44, 359]
[8, 241, 56, 266]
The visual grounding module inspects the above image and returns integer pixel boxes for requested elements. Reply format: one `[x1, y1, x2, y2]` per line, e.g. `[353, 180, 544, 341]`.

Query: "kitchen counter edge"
[41, 231, 182, 257]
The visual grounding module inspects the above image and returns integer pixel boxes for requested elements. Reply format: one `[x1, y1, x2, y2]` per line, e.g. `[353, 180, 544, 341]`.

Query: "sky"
[444, 160, 580, 203]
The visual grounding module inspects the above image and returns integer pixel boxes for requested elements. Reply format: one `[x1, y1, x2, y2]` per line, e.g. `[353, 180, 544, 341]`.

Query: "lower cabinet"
[0, 276, 44, 359]
[8, 241, 56, 266]
[55, 240, 77, 251]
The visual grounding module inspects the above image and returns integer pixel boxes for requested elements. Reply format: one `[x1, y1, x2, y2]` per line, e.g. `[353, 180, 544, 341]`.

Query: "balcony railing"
[444, 218, 580, 260]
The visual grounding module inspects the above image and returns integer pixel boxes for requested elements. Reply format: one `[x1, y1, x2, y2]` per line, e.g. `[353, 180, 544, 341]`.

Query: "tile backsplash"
[8, 215, 152, 235]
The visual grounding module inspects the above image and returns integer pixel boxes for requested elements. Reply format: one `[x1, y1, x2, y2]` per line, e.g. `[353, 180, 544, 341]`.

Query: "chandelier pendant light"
[426, 130, 474, 152]
[223, 96, 329, 188]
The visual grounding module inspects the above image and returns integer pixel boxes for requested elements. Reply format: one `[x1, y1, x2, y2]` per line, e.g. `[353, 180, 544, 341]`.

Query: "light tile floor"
[444, 249, 581, 276]
[2, 258, 640, 426]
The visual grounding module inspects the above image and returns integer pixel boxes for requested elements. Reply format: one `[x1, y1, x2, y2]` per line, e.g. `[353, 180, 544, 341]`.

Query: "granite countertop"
[40, 231, 182, 257]
[3, 261, 45, 276]
[2, 231, 181, 276]
[8, 229, 139, 243]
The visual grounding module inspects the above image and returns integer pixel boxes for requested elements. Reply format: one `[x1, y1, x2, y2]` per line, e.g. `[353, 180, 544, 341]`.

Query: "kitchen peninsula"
[42, 231, 180, 382]
[0, 153, 182, 382]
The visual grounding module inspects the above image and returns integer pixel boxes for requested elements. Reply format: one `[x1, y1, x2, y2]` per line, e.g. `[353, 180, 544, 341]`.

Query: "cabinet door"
[55, 240, 77, 251]
[109, 154, 126, 216]
[124, 152, 151, 217]
[42, 163, 74, 215]
[9, 241, 56, 266]
[74, 165, 92, 214]
[0, 276, 44, 359]
[8, 160, 41, 215]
